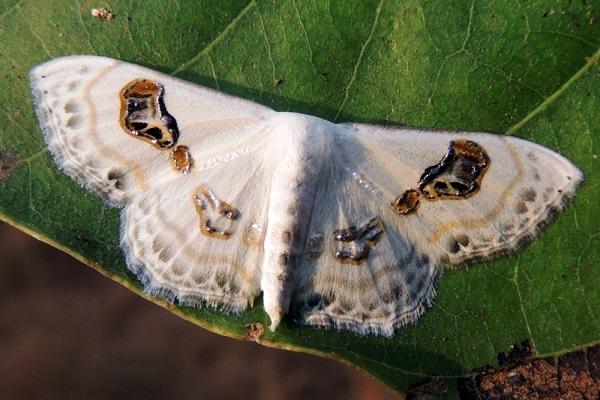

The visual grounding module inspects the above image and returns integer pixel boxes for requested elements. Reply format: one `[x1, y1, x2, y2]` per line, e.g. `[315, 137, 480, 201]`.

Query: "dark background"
[0, 222, 397, 400]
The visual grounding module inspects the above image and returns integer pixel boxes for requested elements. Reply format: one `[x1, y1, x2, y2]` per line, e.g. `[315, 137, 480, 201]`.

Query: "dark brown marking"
[171, 262, 185, 276]
[390, 139, 490, 217]
[515, 201, 528, 214]
[64, 100, 78, 113]
[447, 239, 460, 254]
[521, 188, 537, 202]
[419, 140, 490, 200]
[282, 230, 292, 244]
[0, 150, 21, 183]
[333, 217, 383, 265]
[119, 78, 180, 149]
[415, 278, 425, 293]
[215, 273, 227, 287]
[192, 185, 240, 239]
[170, 145, 193, 175]
[278, 252, 290, 266]
[391, 188, 420, 215]
[107, 169, 125, 190]
[66, 115, 82, 129]
[455, 234, 470, 247]
[499, 223, 514, 234]
[277, 272, 287, 284]
[306, 233, 325, 259]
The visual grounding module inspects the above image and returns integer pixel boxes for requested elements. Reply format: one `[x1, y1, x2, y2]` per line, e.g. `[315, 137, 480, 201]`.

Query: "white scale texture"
[30, 56, 583, 336]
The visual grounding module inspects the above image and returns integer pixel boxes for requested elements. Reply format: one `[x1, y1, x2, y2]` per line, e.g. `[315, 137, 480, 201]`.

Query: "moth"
[30, 56, 583, 336]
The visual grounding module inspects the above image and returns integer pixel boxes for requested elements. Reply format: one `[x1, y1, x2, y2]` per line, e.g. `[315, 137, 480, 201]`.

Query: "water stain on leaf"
[0, 150, 21, 183]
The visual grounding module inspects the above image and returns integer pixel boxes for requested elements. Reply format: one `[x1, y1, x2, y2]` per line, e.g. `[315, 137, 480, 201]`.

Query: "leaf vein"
[170, 0, 256, 76]
[0, 0, 24, 24]
[507, 46, 600, 134]
[334, 0, 384, 122]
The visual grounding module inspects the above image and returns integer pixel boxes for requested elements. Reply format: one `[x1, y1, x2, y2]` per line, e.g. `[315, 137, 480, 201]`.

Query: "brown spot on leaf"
[244, 323, 264, 343]
[0, 150, 21, 183]
[458, 343, 600, 399]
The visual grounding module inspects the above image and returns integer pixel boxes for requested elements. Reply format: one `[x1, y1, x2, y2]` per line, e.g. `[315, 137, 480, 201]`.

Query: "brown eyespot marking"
[120, 78, 180, 149]
[391, 188, 420, 215]
[419, 139, 489, 199]
[170, 145, 193, 175]
[392, 140, 490, 216]
[333, 217, 383, 264]
[192, 185, 240, 239]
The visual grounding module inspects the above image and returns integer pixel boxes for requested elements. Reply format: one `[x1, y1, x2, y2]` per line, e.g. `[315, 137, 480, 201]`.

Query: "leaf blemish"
[0, 150, 21, 183]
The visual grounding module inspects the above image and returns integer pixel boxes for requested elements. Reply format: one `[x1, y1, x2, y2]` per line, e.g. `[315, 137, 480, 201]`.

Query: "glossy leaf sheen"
[1, 0, 599, 396]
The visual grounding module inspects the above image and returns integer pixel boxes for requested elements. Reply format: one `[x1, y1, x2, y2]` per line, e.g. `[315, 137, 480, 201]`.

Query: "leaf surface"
[1, 0, 599, 396]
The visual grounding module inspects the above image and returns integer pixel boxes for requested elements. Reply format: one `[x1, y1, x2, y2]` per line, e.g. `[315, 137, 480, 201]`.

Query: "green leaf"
[1, 0, 599, 396]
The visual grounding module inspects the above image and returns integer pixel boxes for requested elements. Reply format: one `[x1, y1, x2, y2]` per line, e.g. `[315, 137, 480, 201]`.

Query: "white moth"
[30, 56, 583, 336]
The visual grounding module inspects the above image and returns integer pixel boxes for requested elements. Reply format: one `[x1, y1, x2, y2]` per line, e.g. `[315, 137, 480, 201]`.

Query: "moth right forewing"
[337, 124, 583, 267]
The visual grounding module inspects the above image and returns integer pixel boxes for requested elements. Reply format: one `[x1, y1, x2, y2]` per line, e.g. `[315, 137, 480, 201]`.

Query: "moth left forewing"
[31, 55, 276, 312]
[30, 56, 273, 206]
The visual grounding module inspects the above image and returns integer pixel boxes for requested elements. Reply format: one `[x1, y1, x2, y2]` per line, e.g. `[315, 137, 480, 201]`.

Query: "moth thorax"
[260, 115, 328, 330]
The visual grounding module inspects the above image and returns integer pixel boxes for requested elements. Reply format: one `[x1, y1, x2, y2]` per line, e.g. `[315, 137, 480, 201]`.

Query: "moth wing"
[121, 142, 275, 311]
[30, 55, 273, 205]
[31, 55, 276, 311]
[292, 124, 582, 336]
[292, 127, 440, 336]
[338, 124, 583, 265]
